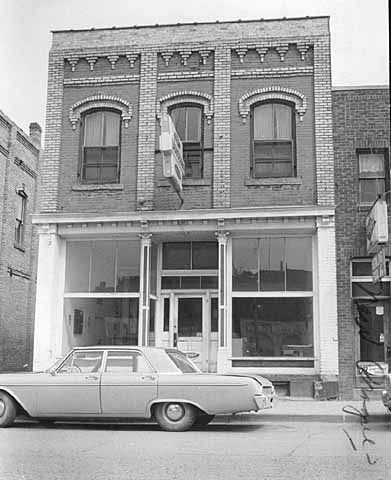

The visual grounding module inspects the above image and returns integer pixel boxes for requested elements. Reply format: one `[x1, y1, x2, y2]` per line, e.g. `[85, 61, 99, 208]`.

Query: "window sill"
[245, 177, 302, 187]
[14, 243, 25, 253]
[157, 178, 211, 187]
[72, 183, 124, 192]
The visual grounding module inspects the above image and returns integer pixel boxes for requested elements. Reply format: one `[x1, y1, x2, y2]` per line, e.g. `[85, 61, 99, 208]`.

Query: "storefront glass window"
[192, 242, 218, 269]
[232, 239, 259, 291]
[116, 241, 140, 292]
[150, 243, 158, 295]
[63, 298, 139, 352]
[65, 242, 90, 292]
[259, 238, 285, 291]
[91, 241, 116, 292]
[286, 237, 313, 290]
[163, 243, 191, 269]
[162, 242, 218, 270]
[232, 298, 313, 357]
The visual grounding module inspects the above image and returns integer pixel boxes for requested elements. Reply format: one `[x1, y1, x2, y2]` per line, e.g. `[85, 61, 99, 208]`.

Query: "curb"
[213, 413, 391, 424]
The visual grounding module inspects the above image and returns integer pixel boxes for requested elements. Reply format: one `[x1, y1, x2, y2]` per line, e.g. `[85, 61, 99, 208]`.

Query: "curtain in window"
[84, 112, 103, 146]
[186, 107, 201, 142]
[359, 154, 384, 174]
[104, 112, 120, 146]
[254, 104, 273, 140]
[170, 107, 187, 140]
[275, 104, 291, 140]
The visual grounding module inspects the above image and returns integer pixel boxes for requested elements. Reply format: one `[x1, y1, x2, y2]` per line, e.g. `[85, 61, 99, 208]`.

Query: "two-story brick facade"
[33, 17, 338, 396]
[0, 110, 41, 372]
[333, 86, 390, 400]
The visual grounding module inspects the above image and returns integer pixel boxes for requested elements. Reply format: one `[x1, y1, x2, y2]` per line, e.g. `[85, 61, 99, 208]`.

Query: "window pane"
[163, 243, 191, 269]
[286, 237, 313, 290]
[64, 298, 139, 348]
[65, 241, 91, 292]
[259, 238, 285, 291]
[352, 261, 372, 276]
[103, 112, 120, 146]
[201, 276, 218, 289]
[91, 241, 116, 292]
[274, 104, 291, 140]
[84, 112, 103, 146]
[186, 107, 201, 142]
[211, 297, 218, 332]
[254, 161, 273, 178]
[150, 243, 158, 295]
[232, 298, 313, 357]
[352, 282, 390, 298]
[359, 179, 384, 203]
[101, 166, 118, 182]
[192, 242, 218, 269]
[184, 149, 202, 178]
[273, 142, 292, 159]
[101, 147, 118, 165]
[84, 147, 101, 166]
[161, 276, 180, 289]
[58, 351, 104, 374]
[178, 298, 202, 336]
[181, 276, 201, 289]
[273, 161, 293, 177]
[163, 298, 170, 331]
[117, 241, 140, 292]
[359, 153, 385, 174]
[232, 239, 258, 291]
[253, 104, 273, 140]
[83, 166, 99, 182]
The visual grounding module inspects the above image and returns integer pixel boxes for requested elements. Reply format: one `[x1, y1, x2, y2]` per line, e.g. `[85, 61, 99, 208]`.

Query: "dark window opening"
[357, 149, 389, 205]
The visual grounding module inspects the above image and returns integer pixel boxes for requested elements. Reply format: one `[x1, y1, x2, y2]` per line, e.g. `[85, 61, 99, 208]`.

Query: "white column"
[316, 215, 339, 378]
[216, 231, 229, 372]
[138, 234, 151, 346]
[33, 224, 66, 371]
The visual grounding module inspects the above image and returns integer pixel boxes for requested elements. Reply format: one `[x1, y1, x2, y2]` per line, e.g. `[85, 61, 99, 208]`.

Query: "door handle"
[85, 375, 99, 380]
[141, 375, 156, 381]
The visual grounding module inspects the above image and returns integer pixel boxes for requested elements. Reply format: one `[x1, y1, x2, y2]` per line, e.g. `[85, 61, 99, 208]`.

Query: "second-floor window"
[170, 105, 203, 178]
[15, 190, 27, 247]
[358, 149, 388, 205]
[81, 110, 121, 183]
[251, 101, 295, 178]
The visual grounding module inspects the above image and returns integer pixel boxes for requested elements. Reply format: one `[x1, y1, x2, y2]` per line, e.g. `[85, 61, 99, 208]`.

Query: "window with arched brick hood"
[81, 109, 121, 183]
[251, 101, 296, 178]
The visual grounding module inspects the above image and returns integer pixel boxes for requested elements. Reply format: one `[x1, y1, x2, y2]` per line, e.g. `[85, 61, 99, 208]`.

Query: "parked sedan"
[0, 346, 275, 431]
[382, 373, 391, 412]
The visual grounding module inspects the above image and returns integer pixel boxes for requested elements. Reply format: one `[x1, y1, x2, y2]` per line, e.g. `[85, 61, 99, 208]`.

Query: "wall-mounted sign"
[366, 198, 388, 254]
[159, 113, 185, 193]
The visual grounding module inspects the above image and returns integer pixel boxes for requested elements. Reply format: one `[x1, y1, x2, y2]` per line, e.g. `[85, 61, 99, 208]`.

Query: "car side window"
[105, 350, 153, 374]
[57, 351, 104, 374]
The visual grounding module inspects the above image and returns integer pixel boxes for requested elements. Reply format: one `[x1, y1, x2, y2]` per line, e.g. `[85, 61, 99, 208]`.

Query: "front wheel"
[154, 402, 197, 432]
[0, 392, 17, 428]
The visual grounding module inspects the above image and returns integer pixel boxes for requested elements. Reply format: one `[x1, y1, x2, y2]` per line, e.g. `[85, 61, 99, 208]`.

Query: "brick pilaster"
[213, 45, 231, 208]
[136, 50, 157, 211]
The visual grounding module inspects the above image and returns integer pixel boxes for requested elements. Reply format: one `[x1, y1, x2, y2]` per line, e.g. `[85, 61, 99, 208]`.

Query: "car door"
[100, 350, 158, 417]
[36, 350, 103, 415]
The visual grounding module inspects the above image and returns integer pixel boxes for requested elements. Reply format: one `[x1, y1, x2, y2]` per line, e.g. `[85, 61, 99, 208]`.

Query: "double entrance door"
[161, 293, 218, 372]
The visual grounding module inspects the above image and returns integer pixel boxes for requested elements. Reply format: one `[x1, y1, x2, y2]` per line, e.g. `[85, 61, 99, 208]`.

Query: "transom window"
[81, 110, 121, 183]
[169, 105, 203, 178]
[358, 149, 388, 204]
[251, 102, 295, 178]
[162, 242, 218, 270]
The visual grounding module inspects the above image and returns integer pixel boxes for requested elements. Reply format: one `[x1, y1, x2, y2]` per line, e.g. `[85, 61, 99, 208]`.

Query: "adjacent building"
[333, 86, 390, 400]
[0, 110, 42, 371]
[32, 16, 338, 397]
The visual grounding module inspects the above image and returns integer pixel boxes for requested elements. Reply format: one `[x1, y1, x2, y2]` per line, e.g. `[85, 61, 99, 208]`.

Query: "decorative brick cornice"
[160, 51, 174, 66]
[233, 46, 248, 63]
[69, 94, 133, 129]
[238, 86, 307, 123]
[66, 56, 79, 71]
[14, 157, 37, 179]
[157, 91, 214, 124]
[125, 53, 139, 68]
[107, 55, 119, 69]
[86, 56, 98, 71]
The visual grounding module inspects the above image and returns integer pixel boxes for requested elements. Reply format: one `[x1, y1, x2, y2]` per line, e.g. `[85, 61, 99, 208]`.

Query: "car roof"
[71, 346, 168, 352]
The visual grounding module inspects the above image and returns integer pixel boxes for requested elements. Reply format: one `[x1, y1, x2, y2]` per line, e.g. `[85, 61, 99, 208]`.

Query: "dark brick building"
[0, 110, 42, 372]
[333, 86, 390, 399]
[32, 17, 338, 397]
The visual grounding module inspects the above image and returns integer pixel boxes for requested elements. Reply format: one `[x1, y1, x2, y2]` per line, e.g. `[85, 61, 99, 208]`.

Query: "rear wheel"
[194, 414, 215, 427]
[0, 392, 17, 428]
[154, 402, 197, 432]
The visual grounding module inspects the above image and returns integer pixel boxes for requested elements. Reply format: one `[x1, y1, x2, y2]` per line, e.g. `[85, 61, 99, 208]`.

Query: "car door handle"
[85, 375, 99, 380]
[141, 375, 156, 381]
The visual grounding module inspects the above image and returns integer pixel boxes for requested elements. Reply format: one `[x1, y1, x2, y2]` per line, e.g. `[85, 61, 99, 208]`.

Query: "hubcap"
[165, 403, 185, 422]
[0, 399, 5, 417]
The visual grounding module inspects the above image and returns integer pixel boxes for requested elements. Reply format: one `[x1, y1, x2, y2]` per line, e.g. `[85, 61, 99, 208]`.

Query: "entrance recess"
[162, 293, 218, 372]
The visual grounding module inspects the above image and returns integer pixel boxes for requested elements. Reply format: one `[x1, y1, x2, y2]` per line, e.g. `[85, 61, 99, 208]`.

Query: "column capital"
[215, 231, 230, 242]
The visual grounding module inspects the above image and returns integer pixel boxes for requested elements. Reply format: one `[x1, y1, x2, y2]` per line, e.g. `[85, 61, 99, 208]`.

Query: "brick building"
[0, 110, 42, 372]
[333, 86, 391, 400]
[33, 17, 338, 397]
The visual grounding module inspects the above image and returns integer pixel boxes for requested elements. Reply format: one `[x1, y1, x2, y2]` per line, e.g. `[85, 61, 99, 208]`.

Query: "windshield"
[165, 350, 200, 373]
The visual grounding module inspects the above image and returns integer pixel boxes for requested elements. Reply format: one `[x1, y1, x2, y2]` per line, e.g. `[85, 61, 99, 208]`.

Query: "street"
[1, 419, 390, 480]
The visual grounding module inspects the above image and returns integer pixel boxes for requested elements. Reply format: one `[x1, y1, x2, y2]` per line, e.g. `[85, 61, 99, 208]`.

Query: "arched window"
[251, 101, 295, 178]
[169, 104, 203, 178]
[81, 110, 121, 183]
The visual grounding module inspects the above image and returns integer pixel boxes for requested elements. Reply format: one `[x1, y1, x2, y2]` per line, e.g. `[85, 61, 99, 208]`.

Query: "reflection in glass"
[65, 242, 90, 292]
[286, 237, 312, 290]
[192, 242, 218, 269]
[178, 298, 202, 337]
[259, 238, 285, 291]
[163, 243, 191, 269]
[116, 241, 140, 292]
[91, 241, 116, 292]
[232, 298, 313, 357]
[232, 239, 258, 291]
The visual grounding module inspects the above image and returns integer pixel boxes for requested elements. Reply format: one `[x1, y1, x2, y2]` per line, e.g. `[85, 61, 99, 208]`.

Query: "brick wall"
[0, 110, 41, 371]
[333, 86, 391, 399]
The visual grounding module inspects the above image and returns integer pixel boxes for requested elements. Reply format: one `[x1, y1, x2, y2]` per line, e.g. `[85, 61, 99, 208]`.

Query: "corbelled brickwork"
[333, 86, 390, 399]
[0, 109, 41, 372]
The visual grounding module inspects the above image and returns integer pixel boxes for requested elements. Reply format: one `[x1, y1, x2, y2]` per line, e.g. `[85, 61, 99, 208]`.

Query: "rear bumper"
[254, 394, 275, 410]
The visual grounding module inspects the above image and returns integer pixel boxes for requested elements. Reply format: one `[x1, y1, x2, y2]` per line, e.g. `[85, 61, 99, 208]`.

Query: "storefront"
[33, 206, 338, 391]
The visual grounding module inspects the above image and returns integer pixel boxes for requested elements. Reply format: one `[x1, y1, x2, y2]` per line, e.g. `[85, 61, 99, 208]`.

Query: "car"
[381, 373, 391, 412]
[0, 346, 275, 431]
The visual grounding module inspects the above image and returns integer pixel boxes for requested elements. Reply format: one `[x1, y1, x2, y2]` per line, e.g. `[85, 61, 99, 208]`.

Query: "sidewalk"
[215, 397, 391, 424]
